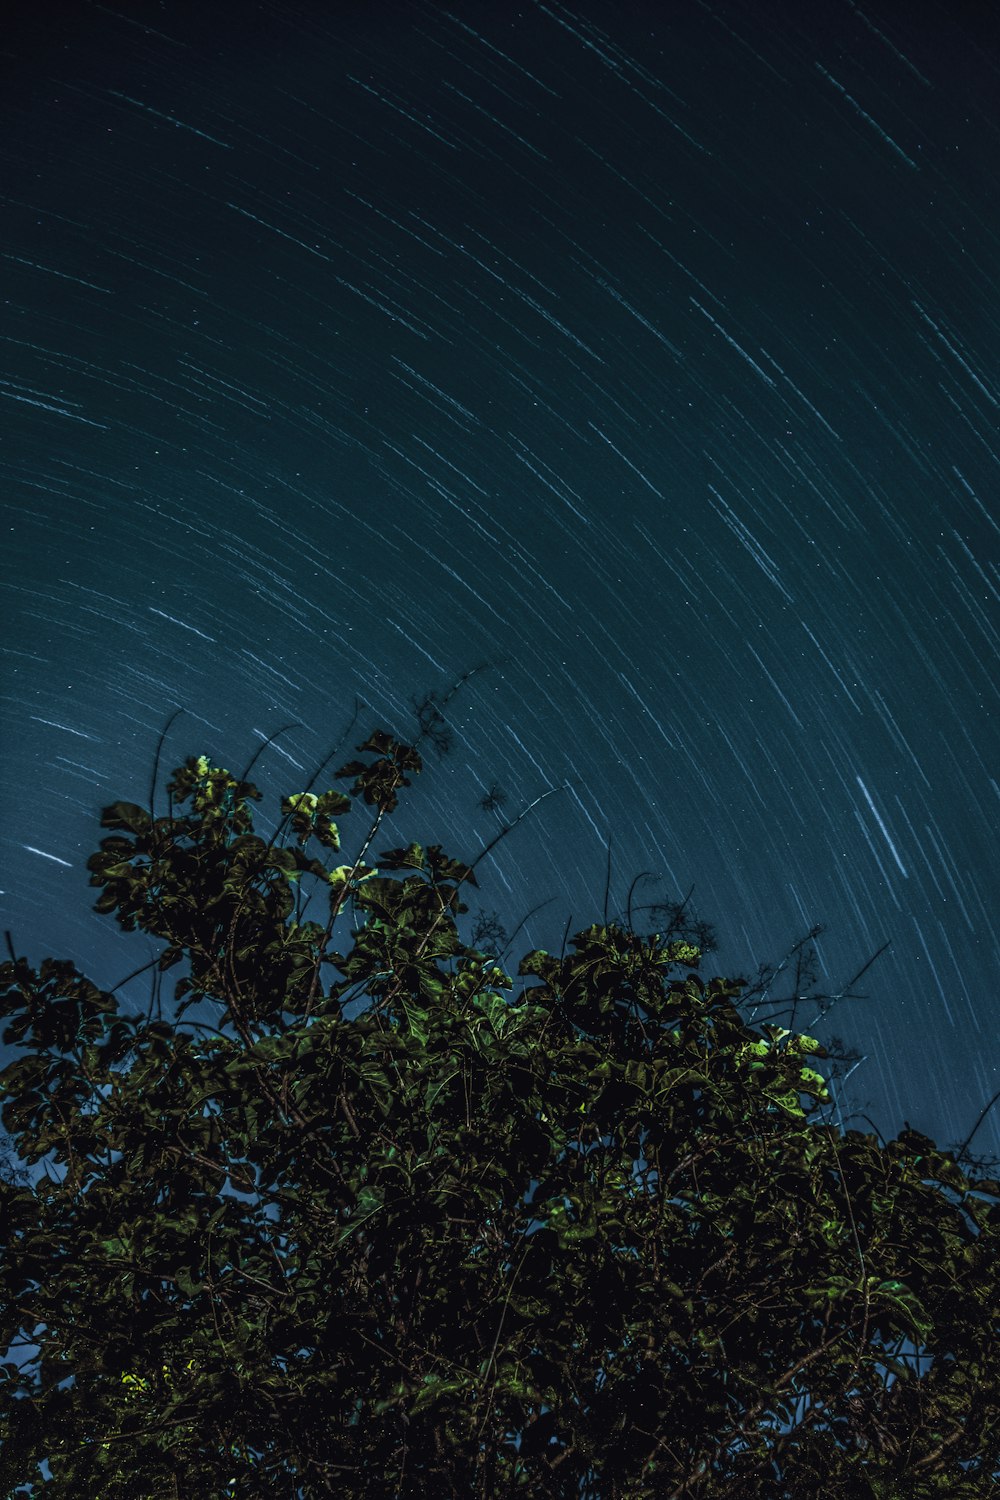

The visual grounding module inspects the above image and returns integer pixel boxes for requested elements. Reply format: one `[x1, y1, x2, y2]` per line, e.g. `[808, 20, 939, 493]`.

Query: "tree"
[1, 721, 998, 1499]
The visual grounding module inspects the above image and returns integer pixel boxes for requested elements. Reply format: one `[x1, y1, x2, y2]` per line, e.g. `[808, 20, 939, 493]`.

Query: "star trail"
[2, 0, 998, 1159]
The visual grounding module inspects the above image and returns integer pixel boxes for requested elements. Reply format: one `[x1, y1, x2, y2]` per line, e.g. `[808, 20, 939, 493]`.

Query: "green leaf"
[400, 994, 431, 1047]
[409, 1373, 471, 1415]
[100, 801, 152, 834]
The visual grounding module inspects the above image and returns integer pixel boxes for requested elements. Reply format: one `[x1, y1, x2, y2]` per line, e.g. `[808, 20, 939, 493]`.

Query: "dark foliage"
[1, 726, 997, 1498]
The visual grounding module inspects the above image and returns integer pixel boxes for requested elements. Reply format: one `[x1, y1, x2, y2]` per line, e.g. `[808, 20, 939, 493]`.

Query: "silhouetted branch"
[239, 722, 303, 784]
[955, 1086, 1000, 1167]
[149, 706, 185, 817]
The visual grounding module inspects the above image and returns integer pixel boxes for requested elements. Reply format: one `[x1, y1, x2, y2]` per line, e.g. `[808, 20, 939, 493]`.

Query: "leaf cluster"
[1, 731, 997, 1498]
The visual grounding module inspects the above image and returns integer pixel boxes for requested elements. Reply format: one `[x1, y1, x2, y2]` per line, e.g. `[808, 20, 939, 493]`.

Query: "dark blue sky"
[2, 0, 998, 1158]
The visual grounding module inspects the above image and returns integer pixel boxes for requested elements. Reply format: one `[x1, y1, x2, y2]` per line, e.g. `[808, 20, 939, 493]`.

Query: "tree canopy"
[1, 720, 998, 1498]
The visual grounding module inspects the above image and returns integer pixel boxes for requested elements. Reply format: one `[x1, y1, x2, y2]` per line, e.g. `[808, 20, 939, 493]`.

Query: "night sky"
[2, 0, 998, 1161]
